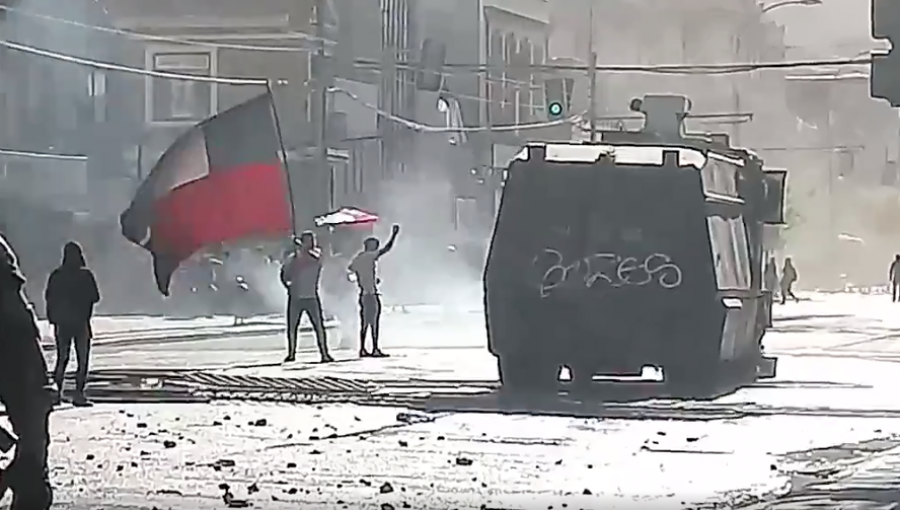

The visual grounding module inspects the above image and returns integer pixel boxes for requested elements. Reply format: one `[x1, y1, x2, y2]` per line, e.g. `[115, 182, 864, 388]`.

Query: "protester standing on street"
[349, 224, 400, 358]
[780, 257, 800, 304]
[0, 233, 55, 509]
[45, 241, 100, 407]
[889, 254, 900, 302]
[280, 231, 333, 363]
[763, 257, 779, 325]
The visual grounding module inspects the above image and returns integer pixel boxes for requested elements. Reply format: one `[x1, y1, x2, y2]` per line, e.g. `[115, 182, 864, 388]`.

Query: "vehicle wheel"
[664, 362, 715, 396]
[569, 362, 595, 390]
[497, 353, 557, 393]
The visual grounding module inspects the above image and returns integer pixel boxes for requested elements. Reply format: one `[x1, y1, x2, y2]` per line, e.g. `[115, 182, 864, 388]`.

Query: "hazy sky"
[766, 0, 876, 56]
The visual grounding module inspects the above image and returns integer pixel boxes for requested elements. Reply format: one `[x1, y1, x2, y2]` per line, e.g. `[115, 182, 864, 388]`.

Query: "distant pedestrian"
[280, 231, 332, 364]
[763, 257, 779, 325]
[780, 257, 799, 304]
[349, 224, 400, 358]
[45, 242, 100, 407]
[890, 254, 900, 302]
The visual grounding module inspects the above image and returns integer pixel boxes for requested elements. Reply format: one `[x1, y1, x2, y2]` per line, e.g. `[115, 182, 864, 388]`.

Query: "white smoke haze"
[370, 172, 484, 312]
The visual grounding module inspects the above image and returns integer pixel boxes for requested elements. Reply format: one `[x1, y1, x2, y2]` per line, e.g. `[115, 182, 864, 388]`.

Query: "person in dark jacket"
[45, 241, 100, 406]
[0, 233, 55, 509]
[890, 254, 900, 302]
[780, 257, 799, 304]
[280, 232, 332, 363]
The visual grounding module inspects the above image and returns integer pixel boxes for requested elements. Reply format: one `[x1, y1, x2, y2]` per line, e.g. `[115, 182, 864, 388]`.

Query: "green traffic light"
[548, 102, 563, 116]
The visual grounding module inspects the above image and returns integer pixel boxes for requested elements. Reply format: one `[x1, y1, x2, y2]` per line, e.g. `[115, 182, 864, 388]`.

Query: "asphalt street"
[8, 292, 900, 509]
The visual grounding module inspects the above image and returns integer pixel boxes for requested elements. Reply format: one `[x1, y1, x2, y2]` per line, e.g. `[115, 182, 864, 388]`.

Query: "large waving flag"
[120, 92, 292, 295]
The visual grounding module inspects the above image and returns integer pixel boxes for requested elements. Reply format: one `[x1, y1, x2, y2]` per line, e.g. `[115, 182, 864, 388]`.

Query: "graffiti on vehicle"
[534, 249, 683, 297]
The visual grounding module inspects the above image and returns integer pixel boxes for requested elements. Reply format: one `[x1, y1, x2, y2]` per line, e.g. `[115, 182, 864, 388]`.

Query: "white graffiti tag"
[535, 250, 683, 297]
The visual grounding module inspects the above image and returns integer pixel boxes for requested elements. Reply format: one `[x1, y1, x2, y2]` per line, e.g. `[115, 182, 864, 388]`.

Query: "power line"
[0, 4, 331, 51]
[0, 38, 577, 134]
[0, 4, 872, 75]
[0, 39, 269, 85]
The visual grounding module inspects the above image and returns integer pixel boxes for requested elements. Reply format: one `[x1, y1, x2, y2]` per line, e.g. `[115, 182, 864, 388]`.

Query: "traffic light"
[870, 0, 900, 105]
[544, 77, 574, 120]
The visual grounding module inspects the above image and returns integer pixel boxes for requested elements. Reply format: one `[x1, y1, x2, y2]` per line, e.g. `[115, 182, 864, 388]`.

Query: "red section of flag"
[151, 162, 291, 259]
[120, 92, 290, 295]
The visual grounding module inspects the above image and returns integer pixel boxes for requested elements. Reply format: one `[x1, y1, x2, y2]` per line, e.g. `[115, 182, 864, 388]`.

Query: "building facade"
[549, 0, 796, 152]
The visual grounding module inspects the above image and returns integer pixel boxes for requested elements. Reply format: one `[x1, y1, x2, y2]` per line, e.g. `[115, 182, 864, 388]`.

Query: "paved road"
[64, 305, 484, 371]
[18, 292, 900, 509]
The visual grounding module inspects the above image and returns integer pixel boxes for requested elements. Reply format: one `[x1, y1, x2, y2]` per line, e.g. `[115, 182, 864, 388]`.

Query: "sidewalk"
[757, 444, 900, 509]
[38, 314, 285, 350]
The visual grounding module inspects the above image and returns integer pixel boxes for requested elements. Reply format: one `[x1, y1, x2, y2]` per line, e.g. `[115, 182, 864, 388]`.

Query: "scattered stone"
[251, 418, 267, 427]
[380, 482, 394, 494]
[136, 423, 148, 429]
[455, 457, 473, 466]
[162, 440, 177, 449]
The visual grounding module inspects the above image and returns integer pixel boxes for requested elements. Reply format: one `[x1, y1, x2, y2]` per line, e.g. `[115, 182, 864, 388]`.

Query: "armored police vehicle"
[483, 95, 786, 395]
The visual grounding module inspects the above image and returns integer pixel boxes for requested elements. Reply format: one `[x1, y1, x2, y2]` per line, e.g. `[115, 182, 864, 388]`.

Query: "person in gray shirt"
[280, 231, 332, 363]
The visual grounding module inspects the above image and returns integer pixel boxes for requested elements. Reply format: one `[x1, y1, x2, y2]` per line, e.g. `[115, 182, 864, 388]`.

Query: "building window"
[532, 43, 545, 116]
[87, 71, 107, 123]
[488, 29, 504, 124]
[454, 196, 478, 232]
[147, 51, 215, 124]
[517, 38, 533, 123]
[502, 32, 516, 121]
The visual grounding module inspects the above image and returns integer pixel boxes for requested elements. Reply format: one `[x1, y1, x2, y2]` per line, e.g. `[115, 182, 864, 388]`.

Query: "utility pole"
[587, 1, 598, 142]
[313, 0, 331, 215]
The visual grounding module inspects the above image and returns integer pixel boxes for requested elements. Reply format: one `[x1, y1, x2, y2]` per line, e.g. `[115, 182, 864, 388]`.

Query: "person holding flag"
[280, 231, 332, 363]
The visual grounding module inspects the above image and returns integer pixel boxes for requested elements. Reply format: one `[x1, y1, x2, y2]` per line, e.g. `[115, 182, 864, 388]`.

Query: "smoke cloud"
[369, 171, 484, 312]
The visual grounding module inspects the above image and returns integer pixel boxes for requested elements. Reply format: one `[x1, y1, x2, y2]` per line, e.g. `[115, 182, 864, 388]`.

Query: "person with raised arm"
[349, 224, 400, 358]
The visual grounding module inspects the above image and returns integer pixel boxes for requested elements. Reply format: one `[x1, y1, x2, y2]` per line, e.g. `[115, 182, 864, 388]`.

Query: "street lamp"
[761, 0, 822, 14]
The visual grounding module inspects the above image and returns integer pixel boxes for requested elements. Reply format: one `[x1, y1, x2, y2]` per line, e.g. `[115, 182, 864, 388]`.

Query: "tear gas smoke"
[368, 173, 484, 312]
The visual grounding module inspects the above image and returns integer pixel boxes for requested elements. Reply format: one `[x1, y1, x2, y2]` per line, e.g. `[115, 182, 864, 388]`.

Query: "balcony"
[483, 0, 550, 24]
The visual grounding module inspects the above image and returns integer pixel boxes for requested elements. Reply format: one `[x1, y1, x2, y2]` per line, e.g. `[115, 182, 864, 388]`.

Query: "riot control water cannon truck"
[483, 94, 787, 396]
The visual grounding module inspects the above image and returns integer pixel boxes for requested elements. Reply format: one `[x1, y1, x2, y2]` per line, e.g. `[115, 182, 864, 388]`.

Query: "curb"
[40, 322, 337, 352]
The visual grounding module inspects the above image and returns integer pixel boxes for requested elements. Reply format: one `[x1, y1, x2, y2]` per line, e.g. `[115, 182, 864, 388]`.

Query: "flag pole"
[266, 80, 298, 240]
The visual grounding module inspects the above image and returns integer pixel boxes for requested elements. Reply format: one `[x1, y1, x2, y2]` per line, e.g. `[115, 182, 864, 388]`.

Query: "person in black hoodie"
[0, 232, 55, 509]
[45, 241, 100, 406]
